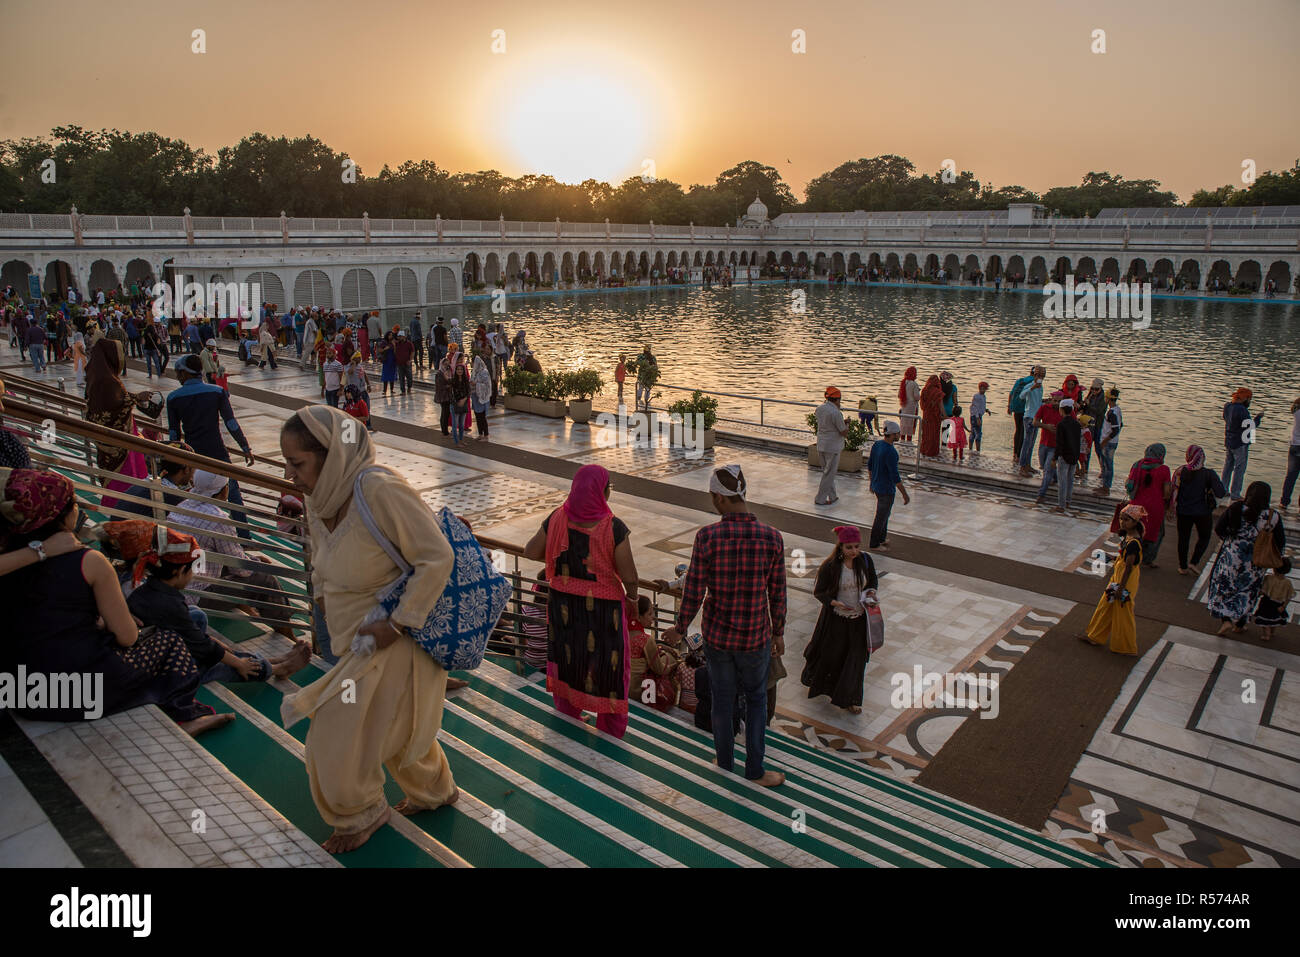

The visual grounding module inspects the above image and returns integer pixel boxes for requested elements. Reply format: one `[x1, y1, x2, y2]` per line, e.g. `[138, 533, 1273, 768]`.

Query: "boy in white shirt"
[322, 356, 345, 408]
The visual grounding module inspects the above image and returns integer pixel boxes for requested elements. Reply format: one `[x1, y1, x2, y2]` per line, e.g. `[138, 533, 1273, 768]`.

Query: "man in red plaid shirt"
[665, 465, 787, 787]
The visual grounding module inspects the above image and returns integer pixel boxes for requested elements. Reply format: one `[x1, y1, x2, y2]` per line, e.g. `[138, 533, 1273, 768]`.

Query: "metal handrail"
[650, 381, 926, 476]
[1, 370, 285, 470]
[3, 395, 299, 494]
[3, 382, 690, 667]
[3, 382, 316, 643]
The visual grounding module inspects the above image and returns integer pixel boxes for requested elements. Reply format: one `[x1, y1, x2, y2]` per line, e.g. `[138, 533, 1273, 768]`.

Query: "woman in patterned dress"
[522, 464, 639, 738]
[1206, 482, 1286, 636]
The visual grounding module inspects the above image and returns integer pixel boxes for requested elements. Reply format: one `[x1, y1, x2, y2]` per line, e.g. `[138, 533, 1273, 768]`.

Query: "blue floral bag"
[352, 470, 511, 671]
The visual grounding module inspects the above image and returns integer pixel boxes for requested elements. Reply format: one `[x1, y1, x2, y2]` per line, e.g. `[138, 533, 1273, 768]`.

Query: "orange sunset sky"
[2, 0, 1297, 202]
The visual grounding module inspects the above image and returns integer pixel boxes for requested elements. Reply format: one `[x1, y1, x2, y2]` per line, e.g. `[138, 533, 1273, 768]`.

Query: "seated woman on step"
[0, 468, 230, 735]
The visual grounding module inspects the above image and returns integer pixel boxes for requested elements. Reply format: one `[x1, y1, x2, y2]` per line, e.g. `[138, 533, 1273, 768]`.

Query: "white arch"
[425, 266, 457, 304]
[245, 271, 286, 309]
[293, 269, 333, 308]
[385, 266, 419, 306]
[341, 267, 379, 310]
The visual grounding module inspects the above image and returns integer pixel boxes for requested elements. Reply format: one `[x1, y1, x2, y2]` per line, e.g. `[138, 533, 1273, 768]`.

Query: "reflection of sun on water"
[483, 48, 666, 186]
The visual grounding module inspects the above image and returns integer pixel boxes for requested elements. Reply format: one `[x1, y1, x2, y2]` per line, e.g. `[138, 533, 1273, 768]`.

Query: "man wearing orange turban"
[1222, 387, 1262, 500]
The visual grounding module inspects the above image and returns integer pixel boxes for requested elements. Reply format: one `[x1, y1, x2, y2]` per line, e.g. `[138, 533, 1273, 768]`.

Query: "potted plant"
[567, 369, 604, 424]
[666, 390, 718, 450]
[503, 366, 540, 413]
[532, 371, 570, 418]
[806, 412, 867, 471]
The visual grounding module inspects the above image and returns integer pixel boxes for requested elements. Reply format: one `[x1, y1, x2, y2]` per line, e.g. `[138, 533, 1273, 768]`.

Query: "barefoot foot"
[323, 805, 391, 854]
[393, 787, 459, 816]
[446, 677, 469, 691]
[179, 712, 236, 737]
[754, 770, 785, 787]
[272, 640, 312, 678]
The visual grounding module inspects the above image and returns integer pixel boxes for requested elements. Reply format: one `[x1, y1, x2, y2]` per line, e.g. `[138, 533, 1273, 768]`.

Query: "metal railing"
[3, 385, 314, 641]
[2, 374, 688, 668]
[652, 381, 927, 478]
[5, 211, 1299, 245]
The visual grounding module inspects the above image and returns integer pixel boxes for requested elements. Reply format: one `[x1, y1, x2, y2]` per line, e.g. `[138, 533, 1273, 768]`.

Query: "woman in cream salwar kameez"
[279, 406, 458, 854]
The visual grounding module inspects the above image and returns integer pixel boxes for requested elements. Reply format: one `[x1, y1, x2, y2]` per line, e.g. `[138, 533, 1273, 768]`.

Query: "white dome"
[745, 194, 769, 221]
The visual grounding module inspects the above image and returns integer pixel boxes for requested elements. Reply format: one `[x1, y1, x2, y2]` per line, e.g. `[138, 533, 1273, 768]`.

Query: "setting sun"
[493, 63, 661, 185]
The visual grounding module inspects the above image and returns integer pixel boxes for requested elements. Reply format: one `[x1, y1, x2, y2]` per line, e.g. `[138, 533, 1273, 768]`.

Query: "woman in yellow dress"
[1081, 504, 1146, 656]
[279, 405, 459, 854]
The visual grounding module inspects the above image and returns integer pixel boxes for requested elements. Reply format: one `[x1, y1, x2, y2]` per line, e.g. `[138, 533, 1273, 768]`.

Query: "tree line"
[1, 126, 1297, 224]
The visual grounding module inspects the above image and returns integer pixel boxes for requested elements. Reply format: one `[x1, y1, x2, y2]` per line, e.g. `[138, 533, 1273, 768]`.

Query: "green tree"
[714, 160, 796, 218]
[1229, 160, 1300, 206]
[1040, 171, 1178, 217]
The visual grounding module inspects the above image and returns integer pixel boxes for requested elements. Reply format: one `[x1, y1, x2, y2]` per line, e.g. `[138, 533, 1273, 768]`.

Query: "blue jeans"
[1221, 445, 1249, 499]
[1056, 457, 1076, 508]
[1098, 441, 1118, 488]
[704, 643, 770, 780]
[201, 651, 271, 684]
[1282, 444, 1300, 507]
[29, 343, 46, 372]
[144, 349, 162, 377]
[450, 402, 465, 443]
[186, 604, 270, 682]
[1036, 448, 1058, 496]
[294, 328, 304, 357]
[1018, 424, 1039, 469]
[313, 601, 338, 665]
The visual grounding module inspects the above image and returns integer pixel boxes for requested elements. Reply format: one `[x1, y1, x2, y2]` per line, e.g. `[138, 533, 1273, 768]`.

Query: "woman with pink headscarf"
[523, 464, 639, 737]
[1171, 444, 1225, 575]
[800, 525, 877, 714]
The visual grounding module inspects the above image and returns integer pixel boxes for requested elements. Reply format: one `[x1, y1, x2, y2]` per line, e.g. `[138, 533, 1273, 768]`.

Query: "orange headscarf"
[101, 520, 202, 586]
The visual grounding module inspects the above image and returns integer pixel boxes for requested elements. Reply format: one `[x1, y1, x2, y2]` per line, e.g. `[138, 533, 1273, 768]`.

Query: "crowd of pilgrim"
[811, 368, 1297, 653]
[0, 283, 1297, 855]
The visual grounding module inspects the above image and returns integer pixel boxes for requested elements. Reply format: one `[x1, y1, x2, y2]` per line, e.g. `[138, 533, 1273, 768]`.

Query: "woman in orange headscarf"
[918, 374, 944, 457]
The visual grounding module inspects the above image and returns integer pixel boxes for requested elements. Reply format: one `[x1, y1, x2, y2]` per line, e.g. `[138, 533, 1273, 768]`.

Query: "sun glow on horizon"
[483, 51, 670, 186]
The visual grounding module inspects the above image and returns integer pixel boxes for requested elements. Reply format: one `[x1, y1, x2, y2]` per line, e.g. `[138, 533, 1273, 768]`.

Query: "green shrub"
[504, 366, 541, 397]
[627, 356, 660, 388]
[667, 390, 718, 431]
[535, 371, 571, 402]
[567, 368, 604, 401]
